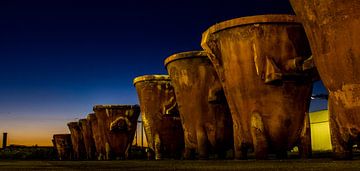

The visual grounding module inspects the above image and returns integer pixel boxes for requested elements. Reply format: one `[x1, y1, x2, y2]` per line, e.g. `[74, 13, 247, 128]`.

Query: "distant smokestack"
[2, 132, 7, 149]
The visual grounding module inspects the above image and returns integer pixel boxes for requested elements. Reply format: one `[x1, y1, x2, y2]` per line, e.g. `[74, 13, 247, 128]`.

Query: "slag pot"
[290, 0, 360, 159]
[165, 51, 233, 159]
[134, 75, 184, 160]
[201, 15, 314, 159]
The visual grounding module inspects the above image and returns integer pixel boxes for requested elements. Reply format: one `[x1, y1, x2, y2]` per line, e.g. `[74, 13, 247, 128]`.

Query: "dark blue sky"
[0, 0, 327, 145]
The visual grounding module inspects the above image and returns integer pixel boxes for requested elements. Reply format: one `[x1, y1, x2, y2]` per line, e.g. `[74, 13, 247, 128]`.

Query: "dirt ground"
[0, 159, 360, 171]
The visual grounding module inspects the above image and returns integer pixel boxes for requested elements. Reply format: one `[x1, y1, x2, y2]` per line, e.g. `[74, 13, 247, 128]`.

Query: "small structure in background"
[2, 132, 7, 149]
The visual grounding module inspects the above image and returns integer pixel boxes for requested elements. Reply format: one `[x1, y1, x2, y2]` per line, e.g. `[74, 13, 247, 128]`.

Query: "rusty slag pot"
[134, 75, 184, 160]
[165, 51, 234, 159]
[202, 14, 316, 159]
[290, 0, 360, 159]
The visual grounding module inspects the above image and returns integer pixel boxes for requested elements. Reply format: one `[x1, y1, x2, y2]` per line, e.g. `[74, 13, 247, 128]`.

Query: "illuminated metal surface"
[202, 15, 315, 159]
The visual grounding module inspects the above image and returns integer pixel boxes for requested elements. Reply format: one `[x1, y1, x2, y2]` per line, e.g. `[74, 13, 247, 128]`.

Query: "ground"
[0, 159, 360, 171]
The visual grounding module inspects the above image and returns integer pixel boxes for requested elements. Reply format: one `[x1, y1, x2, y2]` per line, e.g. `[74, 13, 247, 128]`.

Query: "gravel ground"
[0, 159, 360, 171]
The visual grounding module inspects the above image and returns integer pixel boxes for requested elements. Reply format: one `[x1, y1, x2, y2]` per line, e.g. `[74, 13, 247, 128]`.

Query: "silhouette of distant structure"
[2, 132, 7, 149]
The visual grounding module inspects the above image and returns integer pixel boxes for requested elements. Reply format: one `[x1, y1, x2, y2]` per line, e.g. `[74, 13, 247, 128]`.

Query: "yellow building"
[309, 110, 332, 151]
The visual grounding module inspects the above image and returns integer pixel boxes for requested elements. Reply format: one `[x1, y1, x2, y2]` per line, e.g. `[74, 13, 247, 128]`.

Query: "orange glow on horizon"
[0, 116, 148, 147]
[0, 115, 71, 146]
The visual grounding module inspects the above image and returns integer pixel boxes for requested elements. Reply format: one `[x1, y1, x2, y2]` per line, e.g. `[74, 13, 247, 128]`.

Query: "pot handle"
[302, 55, 314, 71]
[163, 96, 178, 115]
[201, 31, 226, 82]
[265, 55, 316, 84]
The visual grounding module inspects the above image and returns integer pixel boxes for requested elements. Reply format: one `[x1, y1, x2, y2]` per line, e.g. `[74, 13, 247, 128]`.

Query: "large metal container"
[93, 105, 140, 160]
[201, 15, 314, 159]
[79, 118, 96, 160]
[86, 113, 106, 160]
[133, 75, 184, 160]
[164, 51, 234, 159]
[53, 134, 73, 160]
[290, 0, 360, 159]
[67, 122, 87, 160]
[87, 113, 105, 160]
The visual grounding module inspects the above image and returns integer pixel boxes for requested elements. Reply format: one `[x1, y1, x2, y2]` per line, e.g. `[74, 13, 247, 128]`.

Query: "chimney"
[2, 132, 7, 149]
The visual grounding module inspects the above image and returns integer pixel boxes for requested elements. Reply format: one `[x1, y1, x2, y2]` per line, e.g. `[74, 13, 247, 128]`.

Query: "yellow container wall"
[309, 110, 332, 151]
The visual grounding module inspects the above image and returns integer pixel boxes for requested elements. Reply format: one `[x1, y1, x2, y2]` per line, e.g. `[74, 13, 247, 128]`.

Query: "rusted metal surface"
[290, 0, 360, 159]
[165, 51, 234, 159]
[79, 118, 96, 160]
[201, 15, 315, 159]
[53, 134, 73, 160]
[93, 105, 140, 160]
[67, 122, 87, 160]
[87, 113, 105, 160]
[133, 75, 184, 160]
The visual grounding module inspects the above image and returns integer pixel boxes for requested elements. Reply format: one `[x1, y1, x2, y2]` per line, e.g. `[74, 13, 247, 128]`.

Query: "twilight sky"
[0, 0, 328, 146]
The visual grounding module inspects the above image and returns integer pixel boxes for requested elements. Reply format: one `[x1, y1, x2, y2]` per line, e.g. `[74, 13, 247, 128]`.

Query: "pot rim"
[202, 14, 300, 37]
[93, 104, 140, 111]
[133, 74, 170, 85]
[67, 121, 79, 127]
[164, 51, 208, 68]
[53, 134, 71, 137]
[78, 118, 87, 123]
[87, 113, 96, 119]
